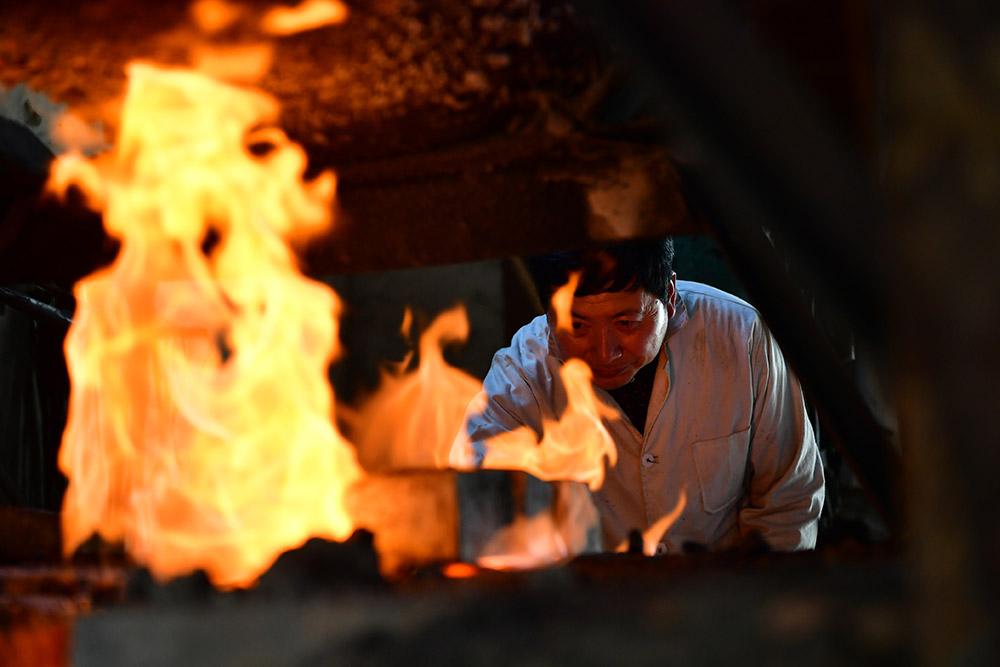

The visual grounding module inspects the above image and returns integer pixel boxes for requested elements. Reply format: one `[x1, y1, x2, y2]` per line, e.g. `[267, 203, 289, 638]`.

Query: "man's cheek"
[553, 334, 580, 360]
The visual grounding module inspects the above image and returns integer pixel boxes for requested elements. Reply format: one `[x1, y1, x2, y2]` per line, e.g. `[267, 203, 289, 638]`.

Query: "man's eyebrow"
[569, 308, 643, 319]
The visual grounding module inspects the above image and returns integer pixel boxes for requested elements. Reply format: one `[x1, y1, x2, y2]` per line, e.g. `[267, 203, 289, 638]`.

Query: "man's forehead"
[569, 288, 655, 314]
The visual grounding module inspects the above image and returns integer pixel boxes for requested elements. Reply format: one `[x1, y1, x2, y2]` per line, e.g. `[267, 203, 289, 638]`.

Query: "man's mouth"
[592, 366, 629, 379]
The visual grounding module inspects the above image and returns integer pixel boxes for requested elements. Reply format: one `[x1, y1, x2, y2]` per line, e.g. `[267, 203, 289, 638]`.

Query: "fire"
[477, 480, 599, 570]
[40, 1, 641, 583]
[452, 269, 618, 491]
[261, 0, 349, 35]
[615, 489, 687, 555]
[442, 271, 620, 567]
[190, 44, 275, 84]
[190, 0, 244, 34]
[49, 62, 361, 589]
[352, 305, 482, 471]
[551, 270, 581, 333]
[477, 513, 571, 571]
[452, 359, 619, 492]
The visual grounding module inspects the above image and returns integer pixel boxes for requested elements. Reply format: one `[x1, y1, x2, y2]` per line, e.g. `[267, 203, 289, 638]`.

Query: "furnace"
[3, 0, 1000, 665]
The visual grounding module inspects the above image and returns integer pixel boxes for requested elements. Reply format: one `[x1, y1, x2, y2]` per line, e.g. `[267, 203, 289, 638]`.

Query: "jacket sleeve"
[738, 318, 825, 550]
[450, 348, 547, 467]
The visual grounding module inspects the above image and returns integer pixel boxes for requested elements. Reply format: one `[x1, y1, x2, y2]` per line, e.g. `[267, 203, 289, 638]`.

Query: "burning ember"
[49, 60, 360, 589]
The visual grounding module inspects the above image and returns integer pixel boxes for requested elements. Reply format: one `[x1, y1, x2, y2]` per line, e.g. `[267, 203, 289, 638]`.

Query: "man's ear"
[666, 273, 677, 319]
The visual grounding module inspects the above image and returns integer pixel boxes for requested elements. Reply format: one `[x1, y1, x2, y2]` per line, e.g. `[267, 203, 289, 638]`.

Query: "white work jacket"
[455, 281, 825, 552]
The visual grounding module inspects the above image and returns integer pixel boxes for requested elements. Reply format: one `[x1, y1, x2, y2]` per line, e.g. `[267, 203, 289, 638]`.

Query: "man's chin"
[590, 369, 635, 390]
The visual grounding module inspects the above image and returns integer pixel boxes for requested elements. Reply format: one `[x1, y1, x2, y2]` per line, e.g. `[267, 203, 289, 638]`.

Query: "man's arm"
[739, 319, 825, 550]
[450, 350, 547, 467]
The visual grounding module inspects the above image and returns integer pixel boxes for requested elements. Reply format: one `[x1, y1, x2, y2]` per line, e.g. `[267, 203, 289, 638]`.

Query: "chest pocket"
[691, 428, 751, 514]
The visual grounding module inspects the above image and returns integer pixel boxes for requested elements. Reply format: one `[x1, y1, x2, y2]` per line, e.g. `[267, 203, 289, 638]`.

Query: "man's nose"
[592, 326, 622, 363]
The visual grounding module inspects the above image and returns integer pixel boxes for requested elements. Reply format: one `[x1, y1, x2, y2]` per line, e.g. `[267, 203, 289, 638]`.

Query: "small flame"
[353, 305, 482, 471]
[50, 62, 361, 589]
[191, 0, 245, 33]
[261, 0, 348, 35]
[551, 271, 580, 333]
[615, 489, 687, 556]
[47, 152, 106, 209]
[476, 513, 570, 571]
[389, 306, 415, 374]
[476, 480, 598, 570]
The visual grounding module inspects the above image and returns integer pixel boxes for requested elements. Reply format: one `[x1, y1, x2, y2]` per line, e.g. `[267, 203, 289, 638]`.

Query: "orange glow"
[353, 305, 482, 471]
[190, 0, 245, 33]
[49, 62, 361, 589]
[261, 0, 348, 35]
[46, 152, 106, 210]
[476, 480, 598, 570]
[615, 489, 687, 556]
[441, 562, 479, 579]
[551, 271, 580, 332]
[190, 43, 275, 83]
[476, 513, 569, 571]
[49, 115, 108, 157]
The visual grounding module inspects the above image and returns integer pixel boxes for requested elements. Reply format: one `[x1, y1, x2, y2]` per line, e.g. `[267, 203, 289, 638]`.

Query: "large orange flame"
[49, 62, 361, 589]
[353, 305, 482, 471]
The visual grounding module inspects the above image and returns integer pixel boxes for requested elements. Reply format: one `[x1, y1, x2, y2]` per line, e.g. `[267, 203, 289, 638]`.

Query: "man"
[454, 238, 824, 553]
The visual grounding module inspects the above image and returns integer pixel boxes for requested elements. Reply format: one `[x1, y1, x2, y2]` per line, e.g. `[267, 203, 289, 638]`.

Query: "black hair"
[527, 237, 675, 308]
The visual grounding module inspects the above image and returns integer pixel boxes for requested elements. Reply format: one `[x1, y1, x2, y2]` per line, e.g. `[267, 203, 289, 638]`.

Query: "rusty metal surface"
[310, 137, 693, 273]
[0, 0, 599, 163]
[0, 565, 126, 605]
[0, 617, 70, 667]
[1, 0, 695, 277]
[0, 561, 126, 667]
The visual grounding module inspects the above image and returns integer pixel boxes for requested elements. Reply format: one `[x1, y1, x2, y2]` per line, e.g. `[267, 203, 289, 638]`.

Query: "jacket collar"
[665, 289, 689, 341]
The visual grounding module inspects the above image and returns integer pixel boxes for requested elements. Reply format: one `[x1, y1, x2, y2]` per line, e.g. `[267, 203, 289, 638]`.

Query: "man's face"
[550, 276, 676, 390]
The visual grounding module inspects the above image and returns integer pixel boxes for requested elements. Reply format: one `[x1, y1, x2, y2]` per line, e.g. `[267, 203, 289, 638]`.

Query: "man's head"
[527, 238, 677, 390]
